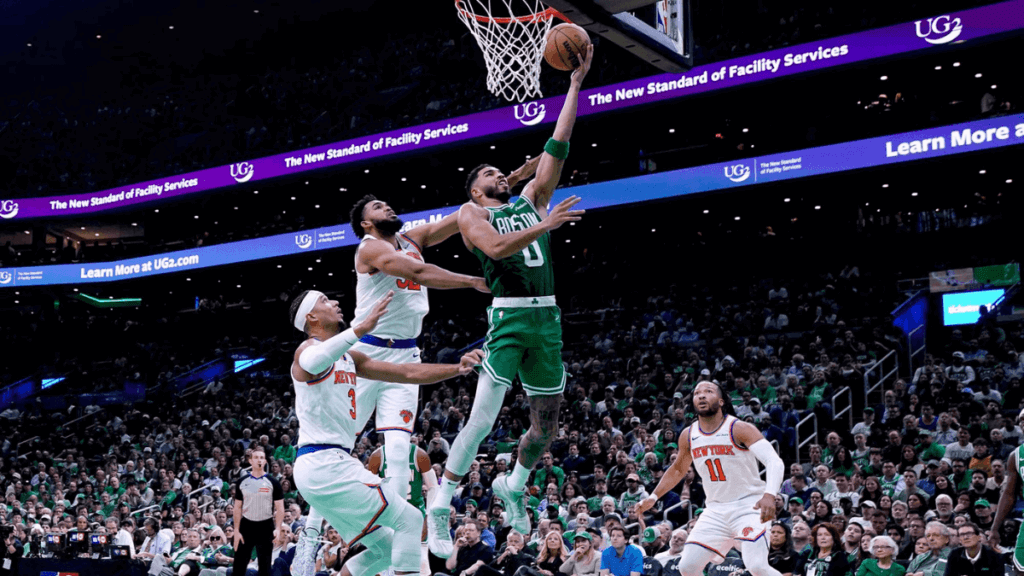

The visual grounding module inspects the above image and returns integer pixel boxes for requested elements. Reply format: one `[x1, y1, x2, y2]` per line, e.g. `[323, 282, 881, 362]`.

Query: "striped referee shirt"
[234, 473, 283, 522]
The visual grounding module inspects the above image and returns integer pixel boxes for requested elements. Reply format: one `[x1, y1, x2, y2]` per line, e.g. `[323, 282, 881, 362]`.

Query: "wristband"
[544, 138, 570, 160]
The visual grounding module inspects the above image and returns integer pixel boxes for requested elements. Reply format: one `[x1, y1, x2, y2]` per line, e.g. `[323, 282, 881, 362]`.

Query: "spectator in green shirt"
[533, 452, 566, 489]
[905, 522, 950, 576]
[271, 434, 297, 464]
[916, 432, 945, 462]
[857, 535, 906, 576]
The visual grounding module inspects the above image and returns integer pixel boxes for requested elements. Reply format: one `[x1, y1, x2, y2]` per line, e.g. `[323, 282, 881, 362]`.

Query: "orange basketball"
[544, 23, 590, 71]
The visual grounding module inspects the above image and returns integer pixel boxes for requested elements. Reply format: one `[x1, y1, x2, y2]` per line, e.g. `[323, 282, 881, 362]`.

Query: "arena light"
[880, 75, 888, 80]
[975, 73, 983, 78]
[669, 129, 675, 133]
[233, 358, 266, 373]
[815, 205, 822, 210]
[131, 223, 137, 226]
[882, 184, 889, 188]
[73, 293, 142, 308]
[703, 209, 709, 214]
[991, 85, 998, 89]
[742, 128, 749, 133]
[912, 192, 919, 196]
[934, 65, 942, 70]
[1008, 179, 1014, 184]
[979, 169, 986, 174]
[291, 197, 296, 200]
[41, 377, 65, 389]
[783, 198, 791, 202]
[953, 62, 961, 67]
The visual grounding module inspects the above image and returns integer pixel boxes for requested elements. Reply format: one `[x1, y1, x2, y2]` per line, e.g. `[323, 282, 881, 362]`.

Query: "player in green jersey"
[990, 409, 1024, 572]
[367, 443, 436, 540]
[426, 44, 593, 559]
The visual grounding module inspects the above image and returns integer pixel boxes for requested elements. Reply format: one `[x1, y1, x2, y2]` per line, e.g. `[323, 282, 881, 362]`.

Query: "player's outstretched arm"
[989, 454, 1019, 549]
[359, 239, 488, 292]
[636, 431, 692, 516]
[403, 211, 460, 250]
[291, 293, 393, 380]
[522, 43, 593, 216]
[459, 198, 584, 260]
[733, 421, 784, 522]
[350, 349, 483, 385]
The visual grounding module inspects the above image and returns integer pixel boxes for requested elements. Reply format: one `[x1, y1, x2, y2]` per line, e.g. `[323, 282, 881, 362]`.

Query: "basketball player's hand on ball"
[570, 44, 594, 87]
[355, 291, 393, 337]
[543, 196, 585, 231]
[459, 350, 485, 375]
[753, 493, 777, 523]
[471, 277, 491, 294]
[635, 494, 657, 516]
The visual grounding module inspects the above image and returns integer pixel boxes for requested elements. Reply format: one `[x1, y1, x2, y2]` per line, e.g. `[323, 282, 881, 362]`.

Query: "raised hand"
[543, 195, 585, 231]
[570, 44, 594, 87]
[355, 291, 393, 337]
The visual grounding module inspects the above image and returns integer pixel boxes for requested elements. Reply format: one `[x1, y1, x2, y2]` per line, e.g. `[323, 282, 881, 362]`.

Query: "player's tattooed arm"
[350, 349, 483, 384]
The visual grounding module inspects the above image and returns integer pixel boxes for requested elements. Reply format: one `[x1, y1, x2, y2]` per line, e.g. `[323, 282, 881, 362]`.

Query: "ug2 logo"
[514, 101, 546, 126]
[0, 200, 19, 219]
[0, 271, 11, 285]
[915, 15, 962, 45]
[295, 234, 313, 250]
[724, 164, 751, 183]
[230, 162, 255, 183]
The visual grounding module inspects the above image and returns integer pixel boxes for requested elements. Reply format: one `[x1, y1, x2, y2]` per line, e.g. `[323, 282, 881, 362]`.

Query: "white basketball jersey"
[353, 234, 430, 340]
[293, 348, 360, 448]
[688, 415, 766, 504]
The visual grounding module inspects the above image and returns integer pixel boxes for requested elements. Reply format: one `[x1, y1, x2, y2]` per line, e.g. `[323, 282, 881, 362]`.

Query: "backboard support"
[543, 0, 693, 72]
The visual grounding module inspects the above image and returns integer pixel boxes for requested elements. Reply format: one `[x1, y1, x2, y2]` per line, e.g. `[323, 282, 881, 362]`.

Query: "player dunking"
[295, 185, 534, 576]
[288, 289, 482, 576]
[426, 44, 594, 557]
[635, 382, 785, 576]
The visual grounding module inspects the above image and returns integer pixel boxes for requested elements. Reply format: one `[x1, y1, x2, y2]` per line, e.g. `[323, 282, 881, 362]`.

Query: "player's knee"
[741, 551, 773, 576]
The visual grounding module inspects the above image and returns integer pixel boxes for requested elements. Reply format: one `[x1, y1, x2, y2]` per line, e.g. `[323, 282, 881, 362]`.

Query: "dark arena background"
[0, 1, 1023, 575]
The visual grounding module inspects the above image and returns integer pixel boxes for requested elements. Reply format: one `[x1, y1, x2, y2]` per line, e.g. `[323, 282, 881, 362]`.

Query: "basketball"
[544, 23, 590, 71]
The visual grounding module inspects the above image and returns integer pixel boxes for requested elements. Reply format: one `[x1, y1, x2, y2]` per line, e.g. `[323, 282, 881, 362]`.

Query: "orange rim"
[455, 0, 570, 24]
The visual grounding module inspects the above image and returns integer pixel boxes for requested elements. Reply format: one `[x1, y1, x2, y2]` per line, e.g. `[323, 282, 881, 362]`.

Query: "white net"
[455, 0, 562, 103]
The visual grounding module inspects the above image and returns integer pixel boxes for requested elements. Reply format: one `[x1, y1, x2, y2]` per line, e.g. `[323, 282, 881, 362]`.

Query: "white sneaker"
[492, 475, 530, 535]
[291, 527, 320, 576]
[426, 506, 454, 558]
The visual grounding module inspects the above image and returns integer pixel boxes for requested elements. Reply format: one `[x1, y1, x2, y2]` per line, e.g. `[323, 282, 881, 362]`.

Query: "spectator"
[493, 530, 536, 575]
[905, 522, 951, 576]
[767, 521, 798, 576]
[599, 525, 642, 576]
[795, 524, 851, 576]
[944, 522, 1002, 576]
[531, 530, 570, 575]
[444, 519, 494, 576]
[856, 536, 905, 576]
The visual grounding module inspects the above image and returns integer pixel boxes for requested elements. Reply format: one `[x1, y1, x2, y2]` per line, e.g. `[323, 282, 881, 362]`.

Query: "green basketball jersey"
[473, 196, 555, 298]
[379, 449, 424, 510]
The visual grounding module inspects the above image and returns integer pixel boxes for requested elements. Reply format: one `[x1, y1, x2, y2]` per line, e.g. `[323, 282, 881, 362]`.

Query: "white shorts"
[294, 448, 400, 547]
[686, 498, 768, 560]
[351, 342, 421, 434]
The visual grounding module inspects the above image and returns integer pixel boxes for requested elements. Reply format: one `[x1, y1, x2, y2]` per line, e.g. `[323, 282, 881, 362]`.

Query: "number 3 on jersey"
[348, 388, 357, 420]
[705, 458, 728, 482]
[522, 240, 545, 268]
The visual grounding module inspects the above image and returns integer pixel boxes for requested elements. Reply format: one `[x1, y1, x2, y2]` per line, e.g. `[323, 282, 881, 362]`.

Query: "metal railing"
[863, 349, 899, 409]
[795, 413, 818, 465]
[907, 325, 926, 378]
[832, 387, 853, 431]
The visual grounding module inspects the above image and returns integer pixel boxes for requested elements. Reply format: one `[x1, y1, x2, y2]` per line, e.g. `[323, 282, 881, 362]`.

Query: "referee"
[233, 446, 284, 576]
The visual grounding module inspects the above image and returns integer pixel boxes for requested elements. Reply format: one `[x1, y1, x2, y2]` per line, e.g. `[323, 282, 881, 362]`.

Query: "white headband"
[293, 290, 325, 332]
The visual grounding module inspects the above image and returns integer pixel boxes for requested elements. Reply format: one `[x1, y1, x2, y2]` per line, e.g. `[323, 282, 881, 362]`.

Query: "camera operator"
[0, 525, 22, 575]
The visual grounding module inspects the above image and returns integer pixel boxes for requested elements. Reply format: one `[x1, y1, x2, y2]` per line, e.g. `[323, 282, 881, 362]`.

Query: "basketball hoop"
[455, 0, 568, 102]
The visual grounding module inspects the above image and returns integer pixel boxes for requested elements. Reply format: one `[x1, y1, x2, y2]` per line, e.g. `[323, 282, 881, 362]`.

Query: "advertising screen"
[941, 289, 1004, 326]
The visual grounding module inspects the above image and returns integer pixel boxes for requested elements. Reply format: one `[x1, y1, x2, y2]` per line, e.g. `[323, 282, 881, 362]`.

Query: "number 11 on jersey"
[705, 458, 727, 482]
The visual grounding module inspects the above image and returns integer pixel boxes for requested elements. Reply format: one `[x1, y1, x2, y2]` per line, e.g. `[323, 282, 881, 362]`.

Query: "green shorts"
[481, 302, 565, 396]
